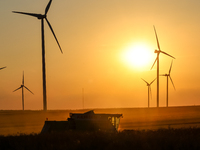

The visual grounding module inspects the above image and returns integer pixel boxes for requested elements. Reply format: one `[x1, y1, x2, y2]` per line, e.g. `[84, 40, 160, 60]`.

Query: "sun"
[121, 43, 153, 69]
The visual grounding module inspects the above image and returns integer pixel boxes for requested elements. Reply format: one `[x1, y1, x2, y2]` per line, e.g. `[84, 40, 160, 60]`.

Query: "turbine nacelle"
[160, 74, 168, 76]
[141, 78, 156, 87]
[37, 14, 46, 19]
[154, 50, 160, 53]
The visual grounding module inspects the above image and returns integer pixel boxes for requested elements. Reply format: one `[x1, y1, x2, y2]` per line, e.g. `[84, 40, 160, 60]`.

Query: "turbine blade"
[160, 50, 175, 59]
[0, 66, 6, 70]
[22, 71, 24, 85]
[141, 78, 149, 85]
[151, 56, 158, 70]
[45, 18, 63, 53]
[169, 60, 173, 74]
[153, 26, 161, 50]
[150, 78, 156, 85]
[45, 0, 52, 15]
[12, 11, 41, 18]
[13, 87, 22, 92]
[169, 76, 176, 90]
[24, 86, 34, 95]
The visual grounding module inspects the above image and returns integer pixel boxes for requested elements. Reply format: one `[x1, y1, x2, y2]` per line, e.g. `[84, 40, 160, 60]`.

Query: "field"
[1, 106, 200, 135]
[1, 128, 200, 150]
[1, 106, 200, 149]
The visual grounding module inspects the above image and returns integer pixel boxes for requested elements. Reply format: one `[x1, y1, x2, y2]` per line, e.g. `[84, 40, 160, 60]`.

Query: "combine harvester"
[41, 110, 123, 133]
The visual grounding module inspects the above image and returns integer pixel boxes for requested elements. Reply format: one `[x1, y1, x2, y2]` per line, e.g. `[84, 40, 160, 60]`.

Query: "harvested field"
[1, 106, 200, 135]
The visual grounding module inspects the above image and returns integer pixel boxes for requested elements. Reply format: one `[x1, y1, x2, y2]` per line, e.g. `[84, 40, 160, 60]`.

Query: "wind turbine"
[0, 67, 6, 70]
[13, 72, 34, 110]
[141, 78, 156, 108]
[160, 60, 175, 107]
[13, 0, 63, 111]
[151, 26, 175, 107]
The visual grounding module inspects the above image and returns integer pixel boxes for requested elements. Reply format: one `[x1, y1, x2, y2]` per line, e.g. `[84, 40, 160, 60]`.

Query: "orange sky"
[0, 0, 200, 110]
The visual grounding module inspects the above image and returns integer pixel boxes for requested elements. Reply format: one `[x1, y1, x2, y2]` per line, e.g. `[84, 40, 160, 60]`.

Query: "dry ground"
[1, 106, 200, 136]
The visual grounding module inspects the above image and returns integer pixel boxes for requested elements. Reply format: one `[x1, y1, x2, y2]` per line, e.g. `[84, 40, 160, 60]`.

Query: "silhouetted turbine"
[151, 26, 175, 107]
[13, 72, 34, 110]
[160, 60, 176, 107]
[0, 66, 6, 70]
[141, 78, 156, 108]
[13, 0, 63, 111]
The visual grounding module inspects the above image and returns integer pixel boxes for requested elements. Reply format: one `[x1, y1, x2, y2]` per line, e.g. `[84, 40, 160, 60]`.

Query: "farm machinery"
[41, 110, 123, 133]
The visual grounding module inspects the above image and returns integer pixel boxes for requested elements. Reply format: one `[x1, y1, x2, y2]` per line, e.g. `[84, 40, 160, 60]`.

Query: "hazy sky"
[0, 0, 200, 110]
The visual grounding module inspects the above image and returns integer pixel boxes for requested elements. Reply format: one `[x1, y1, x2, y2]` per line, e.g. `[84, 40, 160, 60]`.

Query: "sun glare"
[121, 43, 153, 69]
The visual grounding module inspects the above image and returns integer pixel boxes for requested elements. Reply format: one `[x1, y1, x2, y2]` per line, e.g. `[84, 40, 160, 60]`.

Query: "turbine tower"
[13, 0, 63, 111]
[141, 78, 156, 108]
[82, 88, 84, 109]
[151, 26, 175, 107]
[13, 72, 34, 110]
[160, 60, 176, 107]
[0, 67, 6, 70]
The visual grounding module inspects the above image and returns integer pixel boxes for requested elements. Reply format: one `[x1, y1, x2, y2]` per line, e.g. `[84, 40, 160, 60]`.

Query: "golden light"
[121, 43, 153, 70]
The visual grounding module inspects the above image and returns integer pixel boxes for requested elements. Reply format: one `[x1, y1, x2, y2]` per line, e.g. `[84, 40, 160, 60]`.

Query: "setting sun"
[121, 43, 153, 69]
